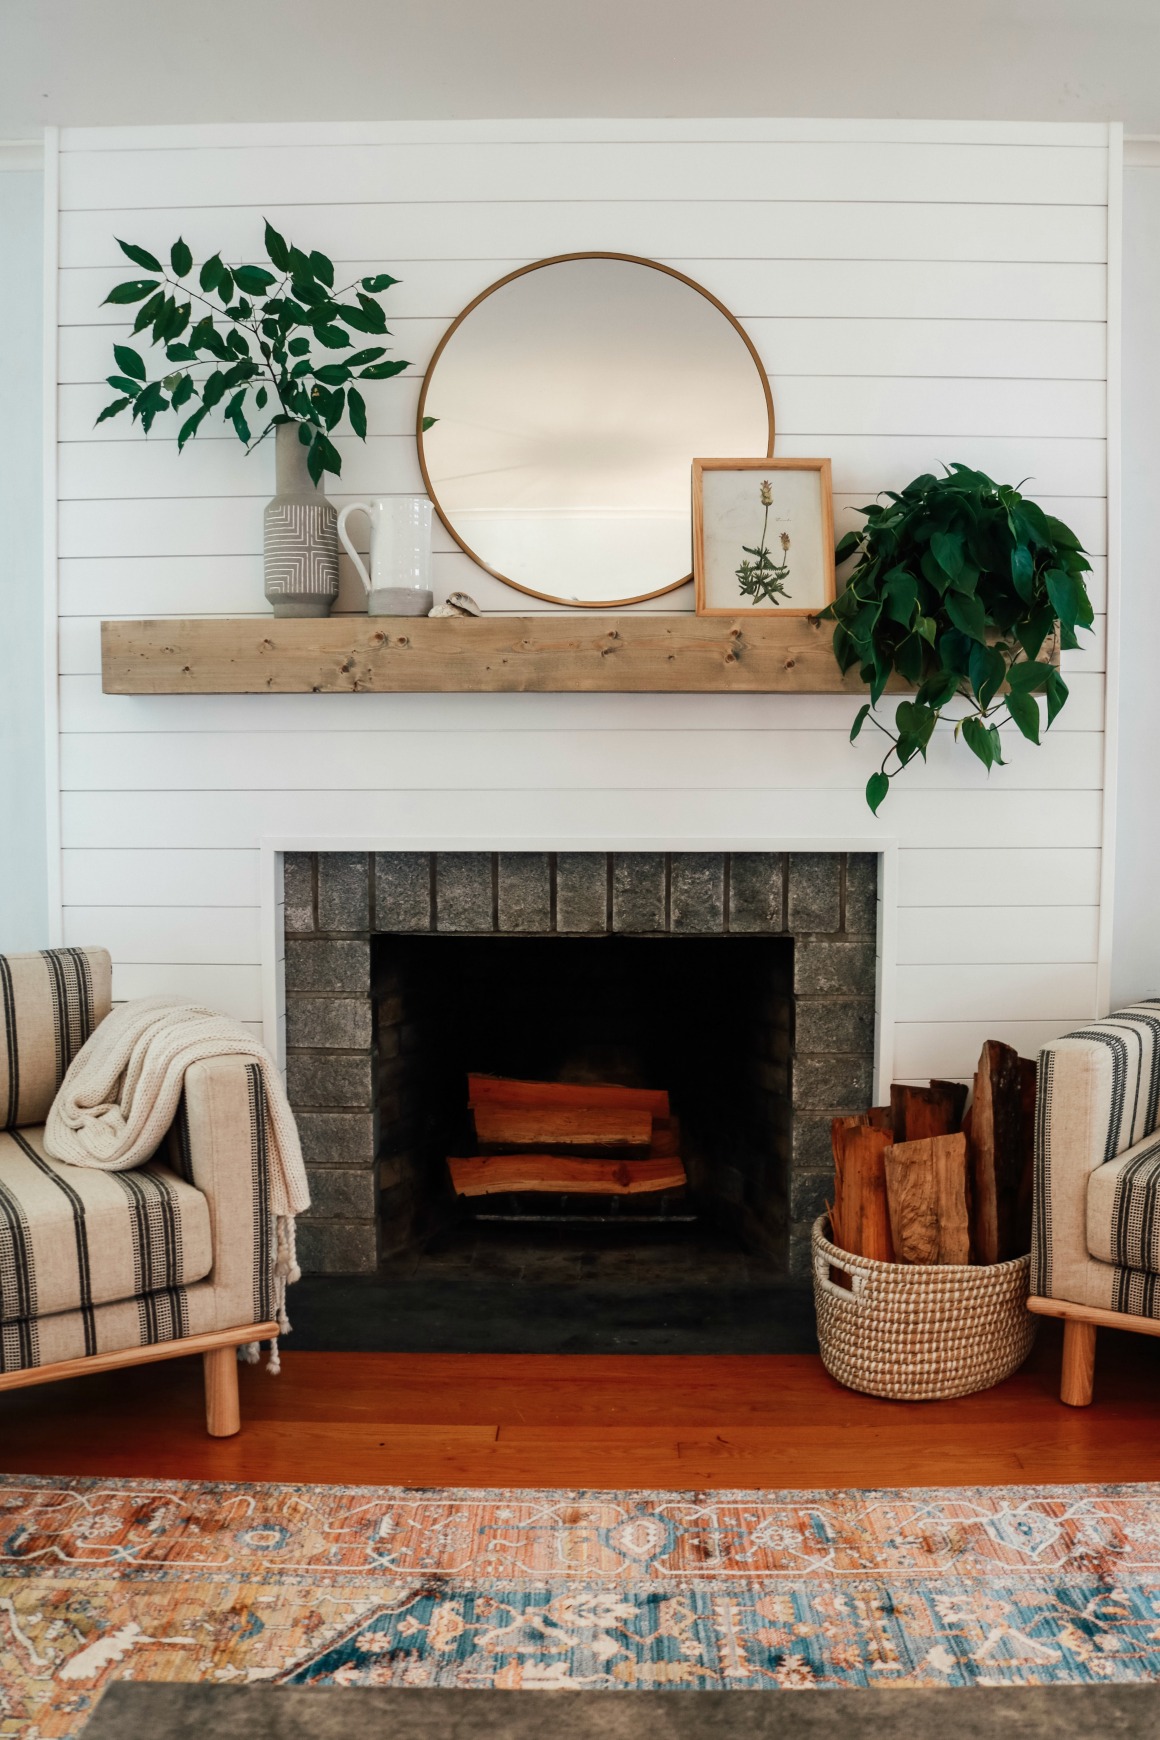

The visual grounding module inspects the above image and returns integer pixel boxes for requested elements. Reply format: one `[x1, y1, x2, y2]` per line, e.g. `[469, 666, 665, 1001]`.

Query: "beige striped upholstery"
[0, 948, 112, 1130]
[0, 948, 278, 1375]
[1032, 1004, 1160, 1322]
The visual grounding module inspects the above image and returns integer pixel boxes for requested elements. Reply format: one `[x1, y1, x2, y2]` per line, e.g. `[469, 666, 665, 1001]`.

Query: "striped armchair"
[1030, 1004, 1160, 1404]
[0, 947, 279, 1434]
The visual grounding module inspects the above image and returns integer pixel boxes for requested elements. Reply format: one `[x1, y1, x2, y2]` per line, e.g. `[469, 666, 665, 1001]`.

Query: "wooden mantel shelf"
[101, 614, 886, 696]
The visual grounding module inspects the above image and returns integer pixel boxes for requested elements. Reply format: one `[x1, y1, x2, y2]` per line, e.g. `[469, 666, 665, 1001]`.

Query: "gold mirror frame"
[416, 252, 775, 609]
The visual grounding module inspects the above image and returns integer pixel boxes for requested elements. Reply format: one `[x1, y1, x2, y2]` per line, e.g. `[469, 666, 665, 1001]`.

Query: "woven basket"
[811, 1214, 1036, 1400]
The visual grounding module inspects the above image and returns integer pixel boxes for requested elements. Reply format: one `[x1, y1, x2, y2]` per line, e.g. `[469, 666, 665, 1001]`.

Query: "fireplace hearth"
[283, 851, 878, 1315]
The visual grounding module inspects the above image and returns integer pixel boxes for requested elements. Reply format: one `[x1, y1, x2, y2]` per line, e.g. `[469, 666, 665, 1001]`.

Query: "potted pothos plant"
[822, 464, 1094, 812]
[98, 221, 417, 616]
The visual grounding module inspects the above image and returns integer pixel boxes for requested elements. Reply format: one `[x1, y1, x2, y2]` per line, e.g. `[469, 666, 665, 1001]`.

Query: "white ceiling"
[1, 0, 1157, 135]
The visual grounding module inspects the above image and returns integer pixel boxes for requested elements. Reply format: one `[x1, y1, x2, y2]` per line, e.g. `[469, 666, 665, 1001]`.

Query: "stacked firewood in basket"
[447, 1075, 687, 1198]
[829, 1041, 1036, 1266]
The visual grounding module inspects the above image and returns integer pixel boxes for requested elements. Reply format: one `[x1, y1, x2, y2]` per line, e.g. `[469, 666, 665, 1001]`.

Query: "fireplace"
[283, 851, 878, 1292]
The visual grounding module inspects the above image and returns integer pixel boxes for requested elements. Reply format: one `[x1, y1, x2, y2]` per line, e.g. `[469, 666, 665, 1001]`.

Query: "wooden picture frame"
[693, 457, 835, 617]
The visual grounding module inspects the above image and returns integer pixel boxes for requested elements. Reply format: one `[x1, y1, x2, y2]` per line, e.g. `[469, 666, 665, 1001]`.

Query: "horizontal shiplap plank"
[57, 198, 1109, 274]
[107, 961, 262, 1022]
[55, 671, 1107, 736]
[897, 904, 1099, 965]
[58, 726, 1105, 795]
[892, 1018, 1091, 1078]
[896, 962, 1099, 1023]
[61, 847, 260, 906]
[58, 141, 1110, 213]
[59, 375, 1110, 447]
[62, 257, 1109, 331]
[58, 786, 1104, 852]
[58, 315, 1109, 388]
[62, 904, 261, 963]
[60, 121, 1113, 151]
[899, 847, 1102, 907]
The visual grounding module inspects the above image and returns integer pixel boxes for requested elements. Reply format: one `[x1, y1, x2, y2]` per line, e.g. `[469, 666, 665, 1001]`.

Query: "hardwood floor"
[3, 1322, 1159, 1490]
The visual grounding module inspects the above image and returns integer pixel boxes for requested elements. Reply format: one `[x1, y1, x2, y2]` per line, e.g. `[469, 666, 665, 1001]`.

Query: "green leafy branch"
[822, 463, 1093, 813]
[97, 221, 410, 483]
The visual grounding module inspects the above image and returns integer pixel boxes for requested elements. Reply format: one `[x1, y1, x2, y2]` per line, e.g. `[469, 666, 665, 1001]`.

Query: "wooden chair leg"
[1061, 1318, 1097, 1407]
[203, 1345, 241, 1437]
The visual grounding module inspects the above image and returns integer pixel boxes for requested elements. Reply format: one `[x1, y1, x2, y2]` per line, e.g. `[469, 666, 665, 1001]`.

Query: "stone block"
[790, 1168, 834, 1224]
[297, 1111, 375, 1169]
[792, 1110, 836, 1171]
[729, 854, 783, 932]
[845, 853, 879, 935]
[305, 1167, 378, 1220]
[285, 996, 372, 1051]
[795, 998, 875, 1056]
[296, 1218, 378, 1275]
[556, 853, 608, 933]
[374, 852, 432, 932]
[285, 938, 369, 995]
[792, 1053, 873, 1112]
[787, 1229, 815, 1283]
[282, 852, 315, 934]
[316, 852, 370, 932]
[788, 852, 841, 933]
[670, 853, 725, 933]
[286, 1051, 372, 1110]
[794, 937, 876, 998]
[612, 852, 666, 933]
[435, 852, 494, 931]
[498, 853, 551, 932]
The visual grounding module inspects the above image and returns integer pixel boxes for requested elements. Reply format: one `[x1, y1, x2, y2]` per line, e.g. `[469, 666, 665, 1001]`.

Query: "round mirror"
[417, 254, 773, 608]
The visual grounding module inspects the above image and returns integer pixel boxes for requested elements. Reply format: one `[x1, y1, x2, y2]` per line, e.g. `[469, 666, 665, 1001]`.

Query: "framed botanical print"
[692, 457, 835, 616]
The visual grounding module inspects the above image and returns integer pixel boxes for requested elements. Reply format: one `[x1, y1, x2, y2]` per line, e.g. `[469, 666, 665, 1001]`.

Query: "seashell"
[447, 591, 482, 617]
[427, 603, 459, 618]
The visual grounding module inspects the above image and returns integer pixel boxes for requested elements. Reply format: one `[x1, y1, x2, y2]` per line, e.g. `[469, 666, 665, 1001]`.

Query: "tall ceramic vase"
[263, 422, 339, 617]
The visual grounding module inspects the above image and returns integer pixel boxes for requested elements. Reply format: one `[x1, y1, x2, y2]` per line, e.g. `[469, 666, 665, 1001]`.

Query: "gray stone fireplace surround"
[283, 851, 878, 1282]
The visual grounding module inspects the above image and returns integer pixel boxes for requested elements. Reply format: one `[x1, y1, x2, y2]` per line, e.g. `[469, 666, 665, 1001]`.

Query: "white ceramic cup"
[337, 495, 434, 616]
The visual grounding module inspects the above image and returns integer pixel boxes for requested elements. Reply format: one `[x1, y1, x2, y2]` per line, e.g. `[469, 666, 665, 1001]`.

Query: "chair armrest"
[166, 1054, 276, 1328]
[1033, 1007, 1160, 1300]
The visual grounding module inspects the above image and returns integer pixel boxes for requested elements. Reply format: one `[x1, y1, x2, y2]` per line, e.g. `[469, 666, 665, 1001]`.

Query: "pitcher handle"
[337, 503, 373, 594]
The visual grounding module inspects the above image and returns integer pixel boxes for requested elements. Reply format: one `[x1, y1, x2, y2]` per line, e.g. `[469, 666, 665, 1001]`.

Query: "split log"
[448, 1154, 687, 1197]
[468, 1074, 670, 1118]
[968, 1041, 1029, 1264]
[891, 1081, 969, 1142]
[830, 1115, 894, 1262]
[649, 1116, 681, 1158]
[883, 1133, 971, 1265]
[471, 1102, 653, 1154]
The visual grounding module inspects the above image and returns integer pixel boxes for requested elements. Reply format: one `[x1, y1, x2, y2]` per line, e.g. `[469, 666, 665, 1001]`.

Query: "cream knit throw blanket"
[44, 996, 310, 1355]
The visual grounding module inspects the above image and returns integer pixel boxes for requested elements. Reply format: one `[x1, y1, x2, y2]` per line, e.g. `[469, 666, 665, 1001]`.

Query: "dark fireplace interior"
[373, 934, 793, 1266]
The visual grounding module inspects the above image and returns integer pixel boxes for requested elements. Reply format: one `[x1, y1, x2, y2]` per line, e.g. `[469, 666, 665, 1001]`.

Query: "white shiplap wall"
[48, 119, 1119, 1079]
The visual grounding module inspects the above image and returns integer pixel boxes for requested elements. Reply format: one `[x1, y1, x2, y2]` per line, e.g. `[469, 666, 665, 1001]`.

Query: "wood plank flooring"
[3, 1323, 1159, 1490]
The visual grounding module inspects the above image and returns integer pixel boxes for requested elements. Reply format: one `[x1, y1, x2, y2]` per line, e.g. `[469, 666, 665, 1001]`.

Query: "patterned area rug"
[2, 1477, 1160, 1736]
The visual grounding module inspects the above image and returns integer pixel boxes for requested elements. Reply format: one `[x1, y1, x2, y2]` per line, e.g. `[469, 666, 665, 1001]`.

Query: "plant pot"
[263, 423, 339, 618]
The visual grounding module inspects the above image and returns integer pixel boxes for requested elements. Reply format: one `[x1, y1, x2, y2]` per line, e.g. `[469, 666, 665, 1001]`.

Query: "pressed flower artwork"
[693, 457, 834, 616]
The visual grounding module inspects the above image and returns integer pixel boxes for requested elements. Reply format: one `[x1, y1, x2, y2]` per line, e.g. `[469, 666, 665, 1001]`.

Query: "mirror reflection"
[418, 255, 773, 606]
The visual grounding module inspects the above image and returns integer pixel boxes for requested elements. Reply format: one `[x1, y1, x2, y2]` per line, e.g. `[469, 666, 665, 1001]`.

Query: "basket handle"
[814, 1248, 867, 1305]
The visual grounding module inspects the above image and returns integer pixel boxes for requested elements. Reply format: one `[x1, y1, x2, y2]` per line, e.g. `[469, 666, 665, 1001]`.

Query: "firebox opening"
[373, 933, 793, 1268]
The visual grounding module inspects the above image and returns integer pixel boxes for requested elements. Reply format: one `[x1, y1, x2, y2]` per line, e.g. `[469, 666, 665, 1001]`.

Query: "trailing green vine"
[821, 464, 1094, 812]
[97, 221, 416, 483]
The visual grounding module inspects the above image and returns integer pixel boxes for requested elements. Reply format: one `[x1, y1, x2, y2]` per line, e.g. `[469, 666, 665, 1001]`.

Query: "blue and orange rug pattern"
[2, 1477, 1159, 1735]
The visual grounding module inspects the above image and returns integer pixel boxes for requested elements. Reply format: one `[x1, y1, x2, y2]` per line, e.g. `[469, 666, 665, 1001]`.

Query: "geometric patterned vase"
[263, 422, 340, 617]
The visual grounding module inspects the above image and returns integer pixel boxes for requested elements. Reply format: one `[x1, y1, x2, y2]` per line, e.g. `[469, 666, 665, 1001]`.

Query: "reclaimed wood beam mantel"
[101, 614, 901, 695]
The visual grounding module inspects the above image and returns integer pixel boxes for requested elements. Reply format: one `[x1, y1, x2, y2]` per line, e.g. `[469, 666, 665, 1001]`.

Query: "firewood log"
[471, 1102, 653, 1154]
[890, 1081, 969, 1142]
[883, 1133, 971, 1265]
[448, 1154, 687, 1196]
[830, 1115, 894, 1261]
[967, 1041, 1027, 1263]
[468, 1074, 669, 1117]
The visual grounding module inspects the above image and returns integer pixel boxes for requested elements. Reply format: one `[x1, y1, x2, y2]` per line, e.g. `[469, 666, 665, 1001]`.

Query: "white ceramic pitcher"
[336, 495, 434, 616]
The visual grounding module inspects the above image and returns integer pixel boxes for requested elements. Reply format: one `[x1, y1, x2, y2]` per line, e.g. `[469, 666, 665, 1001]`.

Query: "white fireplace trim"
[259, 833, 898, 1101]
